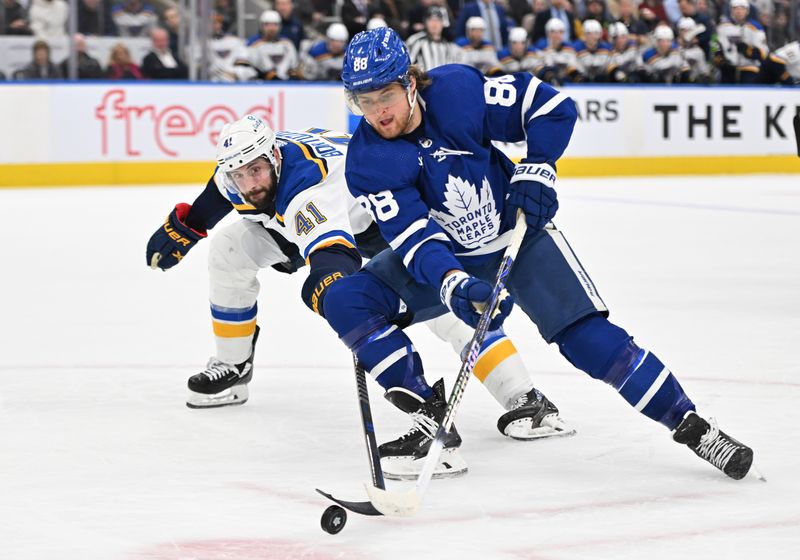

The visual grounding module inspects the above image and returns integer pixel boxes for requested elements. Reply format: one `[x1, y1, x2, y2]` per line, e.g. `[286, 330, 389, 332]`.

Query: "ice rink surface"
[1, 175, 799, 560]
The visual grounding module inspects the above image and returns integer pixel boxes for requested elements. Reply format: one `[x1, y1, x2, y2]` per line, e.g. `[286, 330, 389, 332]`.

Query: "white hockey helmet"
[509, 27, 528, 44]
[216, 114, 280, 183]
[654, 25, 675, 42]
[327, 22, 349, 42]
[259, 10, 281, 24]
[466, 16, 486, 30]
[608, 22, 629, 39]
[730, 0, 749, 10]
[545, 18, 566, 33]
[367, 17, 387, 30]
[678, 17, 696, 31]
[583, 19, 603, 36]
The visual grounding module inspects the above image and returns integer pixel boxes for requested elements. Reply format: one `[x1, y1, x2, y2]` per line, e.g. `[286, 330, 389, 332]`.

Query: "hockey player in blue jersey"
[320, 27, 754, 481]
[145, 115, 572, 468]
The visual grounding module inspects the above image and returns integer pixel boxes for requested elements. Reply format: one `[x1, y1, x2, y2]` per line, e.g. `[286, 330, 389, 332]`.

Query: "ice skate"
[672, 411, 753, 480]
[186, 326, 260, 409]
[497, 387, 576, 440]
[379, 378, 467, 480]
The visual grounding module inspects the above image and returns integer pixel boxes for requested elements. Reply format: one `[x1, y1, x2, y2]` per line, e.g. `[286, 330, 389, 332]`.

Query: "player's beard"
[372, 92, 420, 139]
[242, 168, 278, 216]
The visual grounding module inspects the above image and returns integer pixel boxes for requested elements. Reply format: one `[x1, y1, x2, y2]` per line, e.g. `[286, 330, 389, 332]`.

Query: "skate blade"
[748, 463, 767, 482]
[186, 385, 249, 409]
[381, 449, 468, 481]
[504, 415, 577, 441]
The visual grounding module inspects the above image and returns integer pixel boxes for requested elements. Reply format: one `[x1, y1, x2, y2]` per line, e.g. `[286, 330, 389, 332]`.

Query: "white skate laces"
[696, 417, 738, 470]
[201, 358, 238, 381]
[404, 410, 439, 441]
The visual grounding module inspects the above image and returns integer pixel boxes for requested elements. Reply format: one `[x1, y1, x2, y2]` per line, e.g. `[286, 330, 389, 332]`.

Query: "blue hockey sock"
[554, 315, 695, 430]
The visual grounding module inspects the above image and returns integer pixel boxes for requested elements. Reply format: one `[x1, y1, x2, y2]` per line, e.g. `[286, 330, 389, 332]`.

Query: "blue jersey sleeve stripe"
[389, 218, 428, 250]
[303, 230, 357, 258]
[210, 303, 258, 322]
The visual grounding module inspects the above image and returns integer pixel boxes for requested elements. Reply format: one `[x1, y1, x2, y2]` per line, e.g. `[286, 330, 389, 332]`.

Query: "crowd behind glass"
[1, 0, 797, 84]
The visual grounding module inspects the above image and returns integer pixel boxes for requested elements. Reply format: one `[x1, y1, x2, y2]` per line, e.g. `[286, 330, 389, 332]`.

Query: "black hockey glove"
[146, 203, 207, 270]
[507, 162, 559, 231]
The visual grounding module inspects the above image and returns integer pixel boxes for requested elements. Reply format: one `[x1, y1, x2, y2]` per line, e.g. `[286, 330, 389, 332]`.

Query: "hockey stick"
[793, 113, 799, 158]
[316, 355, 385, 516]
[364, 210, 528, 517]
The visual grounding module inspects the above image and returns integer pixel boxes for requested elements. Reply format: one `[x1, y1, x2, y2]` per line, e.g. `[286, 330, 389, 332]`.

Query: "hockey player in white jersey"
[642, 25, 690, 83]
[677, 17, 712, 83]
[606, 22, 642, 83]
[573, 19, 612, 82]
[145, 115, 572, 455]
[712, 0, 767, 84]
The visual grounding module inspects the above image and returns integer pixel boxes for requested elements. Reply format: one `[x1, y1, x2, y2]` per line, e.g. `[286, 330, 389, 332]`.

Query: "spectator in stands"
[677, 0, 712, 55]
[16, 38, 62, 78]
[275, 0, 305, 51]
[574, 18, 612, 80]
[59, 33, 104, 78]
[616, 0, 649, 44]
[677, 16, 712, 82]
[302, 22, 348, 81]
[161, 7, 180, 54]
[106, 41, 143, 78]
[534, 17, 579, 84]
[713, 0, 767, 84]
[642, 25, 690, 83]
[29, 0, 68, 39]
[455, 0, 508, 49]
[406, 6, 463, 71]
[78, 0, 117, 36]
[247, 9, 299, 80]
[408, 0, 454, 40]
[341, 0, 369, 38]
[214, 0, 237, 35]
[2, 0, 32, 35]
[584, 0, 614, 33]
[456, 16, 499, 73]
[638, 0, 668, 34]
[495, 25, 537, 74]
[532, 0, 579, 43]
[141, 26, 188, 79]
[606, 20, 642, 81]
[506, 0, 533, 30]
[112, 0, 157, 37]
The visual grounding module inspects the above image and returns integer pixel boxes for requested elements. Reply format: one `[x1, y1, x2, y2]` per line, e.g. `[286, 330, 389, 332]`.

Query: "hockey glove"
[440, 271, 514, 330]
[146, 203, 207, 270]
[508, 162, 559, 232]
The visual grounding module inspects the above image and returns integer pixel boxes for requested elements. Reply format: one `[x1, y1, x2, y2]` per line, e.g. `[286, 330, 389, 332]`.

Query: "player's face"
[230, 156, 277, 211]
[732, 6, 747, 23]
[548, 29, 564, 47]
[356, 83, 418, 139]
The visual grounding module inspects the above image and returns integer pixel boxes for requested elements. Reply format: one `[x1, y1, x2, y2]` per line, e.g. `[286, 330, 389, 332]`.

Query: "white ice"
[1, 175, 798, 560]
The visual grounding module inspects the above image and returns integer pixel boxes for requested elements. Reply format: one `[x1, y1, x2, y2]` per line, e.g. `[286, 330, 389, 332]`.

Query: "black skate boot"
[379, 379, 467, 480]
[673, 411, 753, 480]
[186, 326, 260, 409]
[497, 387, 576, 440]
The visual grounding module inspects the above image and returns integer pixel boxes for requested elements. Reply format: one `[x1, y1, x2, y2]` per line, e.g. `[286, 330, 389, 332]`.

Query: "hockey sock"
[425, 316, 533, 409]
[211, 302, 258, 364]
[554, 314, 695, 430]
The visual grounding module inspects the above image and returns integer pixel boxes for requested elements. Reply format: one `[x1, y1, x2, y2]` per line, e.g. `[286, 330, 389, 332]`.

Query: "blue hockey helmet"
[342, 28, 412, 114]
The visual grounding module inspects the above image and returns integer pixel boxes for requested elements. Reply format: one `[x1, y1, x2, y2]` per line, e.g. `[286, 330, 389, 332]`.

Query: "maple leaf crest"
[430, 174, 501, 249]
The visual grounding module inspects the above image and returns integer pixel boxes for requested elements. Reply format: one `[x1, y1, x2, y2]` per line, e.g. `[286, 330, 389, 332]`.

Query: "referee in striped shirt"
[406, 7, 464, 72]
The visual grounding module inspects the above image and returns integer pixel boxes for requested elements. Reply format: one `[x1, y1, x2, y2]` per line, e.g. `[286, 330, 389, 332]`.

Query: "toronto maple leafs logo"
[429, 175, 501, 249]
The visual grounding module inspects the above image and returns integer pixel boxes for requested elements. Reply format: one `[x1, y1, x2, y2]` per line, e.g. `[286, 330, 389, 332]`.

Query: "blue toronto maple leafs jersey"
[345, 64, 577, 287]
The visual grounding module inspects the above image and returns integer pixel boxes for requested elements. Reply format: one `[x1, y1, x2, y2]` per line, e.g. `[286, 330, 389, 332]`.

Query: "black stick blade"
[316, 489, 384, 516]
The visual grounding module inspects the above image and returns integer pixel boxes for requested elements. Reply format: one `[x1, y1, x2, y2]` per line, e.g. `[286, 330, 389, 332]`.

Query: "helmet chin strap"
[402, 87, 419, 134]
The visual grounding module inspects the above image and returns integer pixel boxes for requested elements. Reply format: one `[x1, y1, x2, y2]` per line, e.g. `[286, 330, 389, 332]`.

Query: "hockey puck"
[320, 505, 347, 534]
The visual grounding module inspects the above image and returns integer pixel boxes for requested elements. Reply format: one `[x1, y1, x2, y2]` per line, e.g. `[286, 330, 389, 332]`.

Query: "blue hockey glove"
[440, 271, 514, 330]
[508, 162, 559, 231]
[146, 203, 207, 270]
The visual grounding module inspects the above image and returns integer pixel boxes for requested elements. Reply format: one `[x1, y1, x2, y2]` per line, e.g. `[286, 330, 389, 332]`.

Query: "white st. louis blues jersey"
[214, 128, 373, 262]
[345, 64, 576, 287]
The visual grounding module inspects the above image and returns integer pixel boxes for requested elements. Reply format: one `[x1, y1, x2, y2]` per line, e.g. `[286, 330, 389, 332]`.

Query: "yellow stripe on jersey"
[474, 339, 517, 382]
[286, 140, 328, 181]
[212, 319, 257, 338]
[232, 202, 257, 211]
[304, 237, 357, 264]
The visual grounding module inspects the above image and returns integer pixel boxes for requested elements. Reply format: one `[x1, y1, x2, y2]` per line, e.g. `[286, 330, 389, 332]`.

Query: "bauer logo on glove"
[146, 203, 207, 271]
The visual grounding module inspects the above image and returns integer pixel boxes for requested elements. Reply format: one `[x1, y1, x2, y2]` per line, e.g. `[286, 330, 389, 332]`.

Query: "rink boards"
[0, 81, 798, 187]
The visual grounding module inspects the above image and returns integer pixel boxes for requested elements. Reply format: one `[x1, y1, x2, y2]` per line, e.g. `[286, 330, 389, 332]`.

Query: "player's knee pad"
[553, 314, 638, 386]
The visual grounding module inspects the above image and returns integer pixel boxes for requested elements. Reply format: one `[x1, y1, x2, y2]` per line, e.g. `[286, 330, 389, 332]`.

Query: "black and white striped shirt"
[406, 32, 463, 72]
